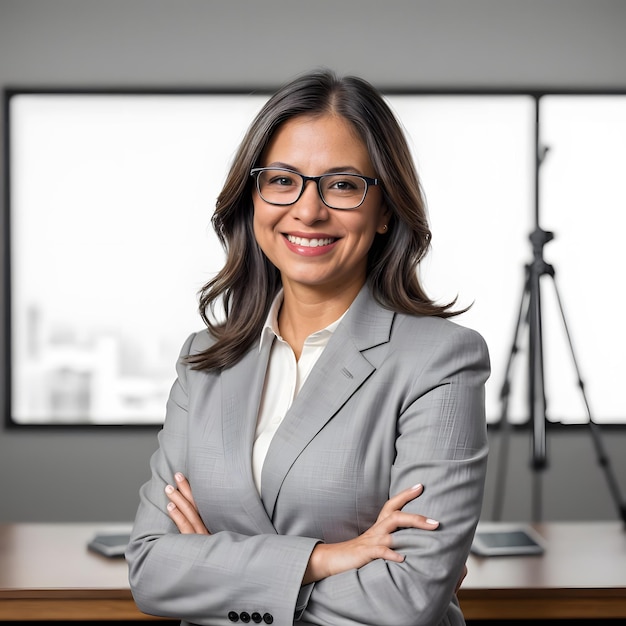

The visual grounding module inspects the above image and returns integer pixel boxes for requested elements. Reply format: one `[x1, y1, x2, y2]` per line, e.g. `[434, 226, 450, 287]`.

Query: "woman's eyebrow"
[263, 161, 363, 174]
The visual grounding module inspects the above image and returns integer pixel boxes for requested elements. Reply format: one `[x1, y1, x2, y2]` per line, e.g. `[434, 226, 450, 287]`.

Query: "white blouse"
[252, 292, 345, 494]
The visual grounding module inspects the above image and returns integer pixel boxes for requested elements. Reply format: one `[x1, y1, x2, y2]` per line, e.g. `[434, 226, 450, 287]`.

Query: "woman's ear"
[376, 206, 391, 234]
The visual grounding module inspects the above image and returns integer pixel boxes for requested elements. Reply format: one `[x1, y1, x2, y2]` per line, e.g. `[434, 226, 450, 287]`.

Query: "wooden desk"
[0, 522, 165, 621]
[459, 521, 626, 620]
[1, 522, 625, 622]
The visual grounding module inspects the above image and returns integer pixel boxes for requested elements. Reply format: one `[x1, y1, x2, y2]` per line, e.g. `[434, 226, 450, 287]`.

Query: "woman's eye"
[336, 180, 355, 190]
[269, 176, 295, 186]
[328, 177, 359, 191]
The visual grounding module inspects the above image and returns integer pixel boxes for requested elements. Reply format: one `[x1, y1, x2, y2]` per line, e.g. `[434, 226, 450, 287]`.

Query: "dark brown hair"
[187, 69, 460, 371]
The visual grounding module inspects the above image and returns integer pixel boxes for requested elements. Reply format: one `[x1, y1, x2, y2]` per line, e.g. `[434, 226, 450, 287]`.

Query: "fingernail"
[165, 484, 174, 494]
[411, 483, 423, 491]
[167, 502, 176, 511]
[426, 518, 439, 525]
[175, 472, 184, 482]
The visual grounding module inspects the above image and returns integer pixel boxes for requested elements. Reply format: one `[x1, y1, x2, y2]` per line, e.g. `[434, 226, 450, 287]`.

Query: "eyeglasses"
[250, 167, 380, 210]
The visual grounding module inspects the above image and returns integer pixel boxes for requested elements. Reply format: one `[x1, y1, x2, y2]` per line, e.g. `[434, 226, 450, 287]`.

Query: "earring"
[382, 224, 388, 232]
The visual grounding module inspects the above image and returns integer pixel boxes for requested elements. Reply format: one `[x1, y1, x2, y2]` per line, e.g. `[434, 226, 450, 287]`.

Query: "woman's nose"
[291, 180, 329, 223]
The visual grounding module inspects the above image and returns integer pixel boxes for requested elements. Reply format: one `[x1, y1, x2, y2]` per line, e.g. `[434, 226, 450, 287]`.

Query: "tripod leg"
[548, 274, 626, 524]
[492, 267, 530, 520]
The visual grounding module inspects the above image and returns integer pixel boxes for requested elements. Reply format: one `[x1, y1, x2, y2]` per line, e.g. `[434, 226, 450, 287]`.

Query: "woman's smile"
[283, 232, 340, 256]
[284, 234, 337, 248]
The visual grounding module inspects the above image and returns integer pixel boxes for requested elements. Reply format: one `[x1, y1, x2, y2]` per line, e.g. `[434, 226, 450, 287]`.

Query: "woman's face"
[252, 113, 388, 298]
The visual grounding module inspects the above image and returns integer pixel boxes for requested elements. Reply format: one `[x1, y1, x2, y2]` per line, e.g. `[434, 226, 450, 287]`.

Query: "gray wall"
[1, 0, 625, 524]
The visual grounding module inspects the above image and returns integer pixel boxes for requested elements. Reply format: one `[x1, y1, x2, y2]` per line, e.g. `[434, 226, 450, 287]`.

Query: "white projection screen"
[4, 90, 625, 425]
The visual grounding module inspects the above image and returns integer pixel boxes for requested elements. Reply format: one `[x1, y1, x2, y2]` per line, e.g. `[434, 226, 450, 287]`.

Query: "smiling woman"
[125, 69, 490, 626]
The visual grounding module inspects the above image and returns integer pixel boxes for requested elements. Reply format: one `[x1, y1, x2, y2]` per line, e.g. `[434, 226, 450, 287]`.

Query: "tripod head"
[528, 228, 556, 281]
[530, 227, 553, 249]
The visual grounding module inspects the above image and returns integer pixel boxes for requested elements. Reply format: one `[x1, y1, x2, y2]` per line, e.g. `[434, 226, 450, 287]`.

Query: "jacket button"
[263, 614, 274, 624]
[251, 613, 262, 623]
[240, 612, 251, 623]
[227, 612, 239, 622]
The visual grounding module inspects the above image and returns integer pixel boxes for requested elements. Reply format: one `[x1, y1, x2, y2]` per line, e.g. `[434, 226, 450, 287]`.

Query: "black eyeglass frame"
[250, 167, 380, 210]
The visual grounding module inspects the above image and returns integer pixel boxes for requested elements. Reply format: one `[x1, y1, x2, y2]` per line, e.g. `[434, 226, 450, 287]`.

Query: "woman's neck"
[277, 280, 364, 359]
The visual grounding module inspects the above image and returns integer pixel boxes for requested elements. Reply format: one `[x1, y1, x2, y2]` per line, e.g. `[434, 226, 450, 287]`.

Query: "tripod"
[491, 95, 626, 524]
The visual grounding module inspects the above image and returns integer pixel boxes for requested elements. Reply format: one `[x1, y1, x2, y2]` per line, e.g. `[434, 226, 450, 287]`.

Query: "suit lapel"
[220, 338, 278, 533]
[261, 285, 395, 519]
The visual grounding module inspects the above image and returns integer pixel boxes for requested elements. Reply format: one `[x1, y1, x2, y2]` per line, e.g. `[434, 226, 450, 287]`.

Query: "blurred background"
[1, 0, 625, 524]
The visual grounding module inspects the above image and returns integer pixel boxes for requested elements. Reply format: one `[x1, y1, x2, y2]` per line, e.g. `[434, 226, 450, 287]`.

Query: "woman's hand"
[164, 472, 210, 535]
[303, 484, 438, 584]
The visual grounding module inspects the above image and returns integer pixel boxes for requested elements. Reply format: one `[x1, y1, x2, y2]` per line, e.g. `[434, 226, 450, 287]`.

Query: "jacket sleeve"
[125, 332, 319, 626]
[298, 324, 490, 626]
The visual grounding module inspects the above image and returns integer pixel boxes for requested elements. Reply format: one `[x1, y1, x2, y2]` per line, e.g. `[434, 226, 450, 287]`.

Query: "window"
[4, 90, 624, 425]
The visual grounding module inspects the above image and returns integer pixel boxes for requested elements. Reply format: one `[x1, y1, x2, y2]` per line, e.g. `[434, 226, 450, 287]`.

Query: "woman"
[126, 69, 489, 626]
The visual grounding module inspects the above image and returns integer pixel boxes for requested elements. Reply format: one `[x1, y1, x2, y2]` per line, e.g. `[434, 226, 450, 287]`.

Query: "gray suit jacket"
[127, 284, 490, 626]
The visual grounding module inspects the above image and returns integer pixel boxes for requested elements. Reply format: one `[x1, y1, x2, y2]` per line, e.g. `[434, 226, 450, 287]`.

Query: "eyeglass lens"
[256, 169, 368, 209]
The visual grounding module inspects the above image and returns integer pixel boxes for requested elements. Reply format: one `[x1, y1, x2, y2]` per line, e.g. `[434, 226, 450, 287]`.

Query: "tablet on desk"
[87, 532, 131, 558]
[471, 523, 545, 557]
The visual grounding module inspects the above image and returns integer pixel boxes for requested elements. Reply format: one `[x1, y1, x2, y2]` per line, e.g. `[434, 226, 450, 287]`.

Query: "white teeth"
[287, 235, 335, 247]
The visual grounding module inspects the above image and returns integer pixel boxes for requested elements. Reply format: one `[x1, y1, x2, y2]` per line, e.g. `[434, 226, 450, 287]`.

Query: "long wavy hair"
[187, 69, 462, 371]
